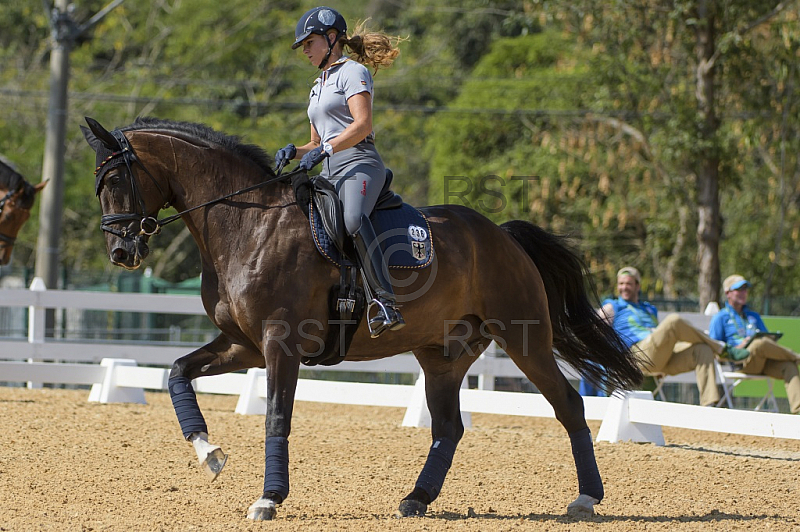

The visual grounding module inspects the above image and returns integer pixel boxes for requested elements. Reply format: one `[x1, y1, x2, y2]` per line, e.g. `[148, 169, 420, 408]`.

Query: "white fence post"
[26, 277, 47, 389]
[596, 391, 665, 445]
[401, 372, 472, 429]
[401, 373, 431, 428]
[477, 341, 497, 391]
[88, 358, 146, 404]
[235, 368, 267, 415]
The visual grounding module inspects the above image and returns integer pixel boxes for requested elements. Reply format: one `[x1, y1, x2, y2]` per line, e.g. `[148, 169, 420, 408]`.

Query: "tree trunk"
[694, 0, 721, 311]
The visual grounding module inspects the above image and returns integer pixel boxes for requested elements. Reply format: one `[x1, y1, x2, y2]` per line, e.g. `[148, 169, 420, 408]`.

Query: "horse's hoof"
[247, 499, 277, 520]
[201, 447, 228, 482]
[396, 499, 427, 517]
[567, 494, 599, 518]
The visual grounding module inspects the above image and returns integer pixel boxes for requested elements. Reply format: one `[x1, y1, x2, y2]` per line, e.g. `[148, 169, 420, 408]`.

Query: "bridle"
[96, 129, 302, 261]
[0, 184, 22, 246]
[97, 130, 170, 244]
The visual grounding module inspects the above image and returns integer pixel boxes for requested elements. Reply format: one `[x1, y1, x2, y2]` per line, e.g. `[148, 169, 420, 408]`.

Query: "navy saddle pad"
[310, 201, 434, 269]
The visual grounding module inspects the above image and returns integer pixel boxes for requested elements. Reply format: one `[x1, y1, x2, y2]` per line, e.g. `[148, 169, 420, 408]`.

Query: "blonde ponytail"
[341, 20, 406, 73]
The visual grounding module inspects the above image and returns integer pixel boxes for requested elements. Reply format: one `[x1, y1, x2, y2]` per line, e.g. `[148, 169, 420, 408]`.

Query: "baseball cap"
[617, 266, 641, 284]
[723, 274, 751, 292]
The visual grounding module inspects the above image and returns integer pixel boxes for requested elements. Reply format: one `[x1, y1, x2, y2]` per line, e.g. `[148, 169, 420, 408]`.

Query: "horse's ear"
[81, 125, 102, 152]
[33, 180, 48, 194]
[82, 117, 119, 151]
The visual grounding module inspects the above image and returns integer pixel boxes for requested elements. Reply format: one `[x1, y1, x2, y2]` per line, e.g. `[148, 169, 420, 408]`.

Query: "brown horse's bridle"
[0, 185, 21, 246]
[98, 129, 301, 249]
[97, 129, 169, 247]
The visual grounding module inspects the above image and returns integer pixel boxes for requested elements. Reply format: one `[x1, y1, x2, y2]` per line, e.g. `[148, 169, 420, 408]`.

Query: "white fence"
[2, 278, 799, 443]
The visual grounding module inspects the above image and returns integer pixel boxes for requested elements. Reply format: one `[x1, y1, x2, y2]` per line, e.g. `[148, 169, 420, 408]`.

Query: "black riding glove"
[274, 143, 296, 169]
[298, 146, 329, 172]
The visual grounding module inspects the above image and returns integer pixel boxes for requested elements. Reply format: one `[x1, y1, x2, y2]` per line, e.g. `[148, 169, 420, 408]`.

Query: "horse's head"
[0, 164, 46, 266]
[81, 117, 169, 270]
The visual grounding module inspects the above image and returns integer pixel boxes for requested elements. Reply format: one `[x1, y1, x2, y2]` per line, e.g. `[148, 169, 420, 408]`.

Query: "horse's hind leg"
[398, 347, 471, 518]
[169, 333, 262, 481]
[497, 324, 603, 518]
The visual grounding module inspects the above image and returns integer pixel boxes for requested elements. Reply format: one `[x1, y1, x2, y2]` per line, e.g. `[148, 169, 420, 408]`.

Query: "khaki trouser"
[634, 314, 723, 407]
[741, 338, 800, 414]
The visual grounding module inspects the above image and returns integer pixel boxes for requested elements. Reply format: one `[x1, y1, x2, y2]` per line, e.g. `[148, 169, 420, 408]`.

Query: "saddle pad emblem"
[411, 240, 428, 261]
[408, 225, 428, 241]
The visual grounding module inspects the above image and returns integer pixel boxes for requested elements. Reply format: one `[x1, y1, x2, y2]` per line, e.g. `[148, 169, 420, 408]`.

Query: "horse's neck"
[162, 146, 295, 264]
[165, 150, 276, 210]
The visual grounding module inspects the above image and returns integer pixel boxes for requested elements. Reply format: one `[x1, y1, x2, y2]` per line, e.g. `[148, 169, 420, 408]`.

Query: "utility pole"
[35, 0, 74, 293]
[34, 0, 125, 332]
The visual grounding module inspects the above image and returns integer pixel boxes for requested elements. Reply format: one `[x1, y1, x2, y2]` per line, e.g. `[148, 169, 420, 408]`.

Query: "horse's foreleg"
[247, 343, 301, 521]
[398, 350, 469, 518]
[169, 334, 262, 480]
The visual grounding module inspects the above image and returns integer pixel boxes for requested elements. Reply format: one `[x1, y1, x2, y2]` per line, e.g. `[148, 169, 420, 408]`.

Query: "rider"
[276, 6, 405, 337]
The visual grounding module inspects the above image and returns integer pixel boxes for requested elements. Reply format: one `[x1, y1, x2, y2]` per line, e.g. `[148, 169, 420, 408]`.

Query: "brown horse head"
[0, 158, 46, 266]
[81, 117, 170, 269]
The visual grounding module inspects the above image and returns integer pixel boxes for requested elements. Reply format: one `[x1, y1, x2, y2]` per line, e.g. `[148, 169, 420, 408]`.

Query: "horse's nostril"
[111, 247, 128, 263]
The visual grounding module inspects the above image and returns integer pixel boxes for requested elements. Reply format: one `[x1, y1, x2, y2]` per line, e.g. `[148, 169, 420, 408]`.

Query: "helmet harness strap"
[318, 31, 343, 70]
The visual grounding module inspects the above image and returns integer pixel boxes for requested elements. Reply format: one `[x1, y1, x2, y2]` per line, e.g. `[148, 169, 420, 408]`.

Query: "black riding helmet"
[292, 7, 347, 69]
[292, 6, 347, 50]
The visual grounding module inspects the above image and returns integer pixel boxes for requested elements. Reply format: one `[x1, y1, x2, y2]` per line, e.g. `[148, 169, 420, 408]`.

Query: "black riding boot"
[351, 214, 405, 338]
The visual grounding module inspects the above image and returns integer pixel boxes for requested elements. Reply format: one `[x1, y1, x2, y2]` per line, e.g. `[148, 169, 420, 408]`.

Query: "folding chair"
[648, 359, 732, 407]
[717, 362, 779, 412]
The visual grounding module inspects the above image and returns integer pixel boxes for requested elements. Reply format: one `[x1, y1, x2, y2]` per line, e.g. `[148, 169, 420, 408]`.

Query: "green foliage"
[426, 0, 800, 304]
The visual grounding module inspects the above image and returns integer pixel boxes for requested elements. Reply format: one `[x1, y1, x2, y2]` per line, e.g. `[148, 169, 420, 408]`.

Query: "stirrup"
[367, 298, 405, 338]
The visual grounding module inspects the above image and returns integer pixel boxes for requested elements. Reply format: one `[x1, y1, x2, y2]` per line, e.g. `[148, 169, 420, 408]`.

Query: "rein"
[98, 129, 303, 242]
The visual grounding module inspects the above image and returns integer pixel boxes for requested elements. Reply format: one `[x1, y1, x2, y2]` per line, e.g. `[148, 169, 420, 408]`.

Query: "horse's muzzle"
[110, 237, 149, 269]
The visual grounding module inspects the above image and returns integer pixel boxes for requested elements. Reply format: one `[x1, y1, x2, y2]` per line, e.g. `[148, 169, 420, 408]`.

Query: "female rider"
[276, 6, 405, 337]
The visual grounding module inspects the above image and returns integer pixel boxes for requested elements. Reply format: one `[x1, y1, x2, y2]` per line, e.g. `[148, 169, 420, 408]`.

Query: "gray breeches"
[323, 143, 386, 234]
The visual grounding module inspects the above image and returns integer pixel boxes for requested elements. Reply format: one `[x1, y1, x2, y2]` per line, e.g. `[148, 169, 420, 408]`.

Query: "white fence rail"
[2, 279, 800, 444]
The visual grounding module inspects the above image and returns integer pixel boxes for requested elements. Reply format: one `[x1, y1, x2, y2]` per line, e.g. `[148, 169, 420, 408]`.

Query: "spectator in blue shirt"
[598, 267, 729, 406]
[709, 274, 800, 414]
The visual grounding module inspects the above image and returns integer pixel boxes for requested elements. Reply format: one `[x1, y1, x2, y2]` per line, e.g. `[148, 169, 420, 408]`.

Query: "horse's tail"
[500, 220, 643, 391]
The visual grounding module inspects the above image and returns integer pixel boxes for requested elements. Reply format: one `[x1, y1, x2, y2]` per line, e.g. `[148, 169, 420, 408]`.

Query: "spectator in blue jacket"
[709, 274, 800, 414]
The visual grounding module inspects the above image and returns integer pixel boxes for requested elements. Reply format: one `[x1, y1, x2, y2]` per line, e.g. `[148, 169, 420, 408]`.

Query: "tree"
[574, 1, 797, 308]
[427, 0, 800, 309]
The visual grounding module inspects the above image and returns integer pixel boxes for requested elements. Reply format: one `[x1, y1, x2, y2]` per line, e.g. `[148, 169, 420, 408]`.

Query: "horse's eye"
[109, 174, 121, 187]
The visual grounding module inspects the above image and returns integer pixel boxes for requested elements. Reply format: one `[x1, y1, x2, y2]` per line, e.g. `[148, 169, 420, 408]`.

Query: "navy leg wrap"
[414, 437, 457, 502]
[168, 376, 208, 439]
[263, 437, 290, 503]
[569, 427, 604, 501]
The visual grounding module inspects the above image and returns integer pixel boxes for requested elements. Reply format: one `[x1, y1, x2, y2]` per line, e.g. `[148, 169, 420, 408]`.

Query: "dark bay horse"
[0, 157, 46, 266]
[81, 116, 642, 521]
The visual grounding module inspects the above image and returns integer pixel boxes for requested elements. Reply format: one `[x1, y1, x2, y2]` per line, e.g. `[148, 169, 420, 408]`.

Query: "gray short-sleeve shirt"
[307, 57, 374, 144]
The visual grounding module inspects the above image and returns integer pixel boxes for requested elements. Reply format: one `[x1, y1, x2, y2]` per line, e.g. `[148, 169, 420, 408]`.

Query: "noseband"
[0, 185, 22, 246]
